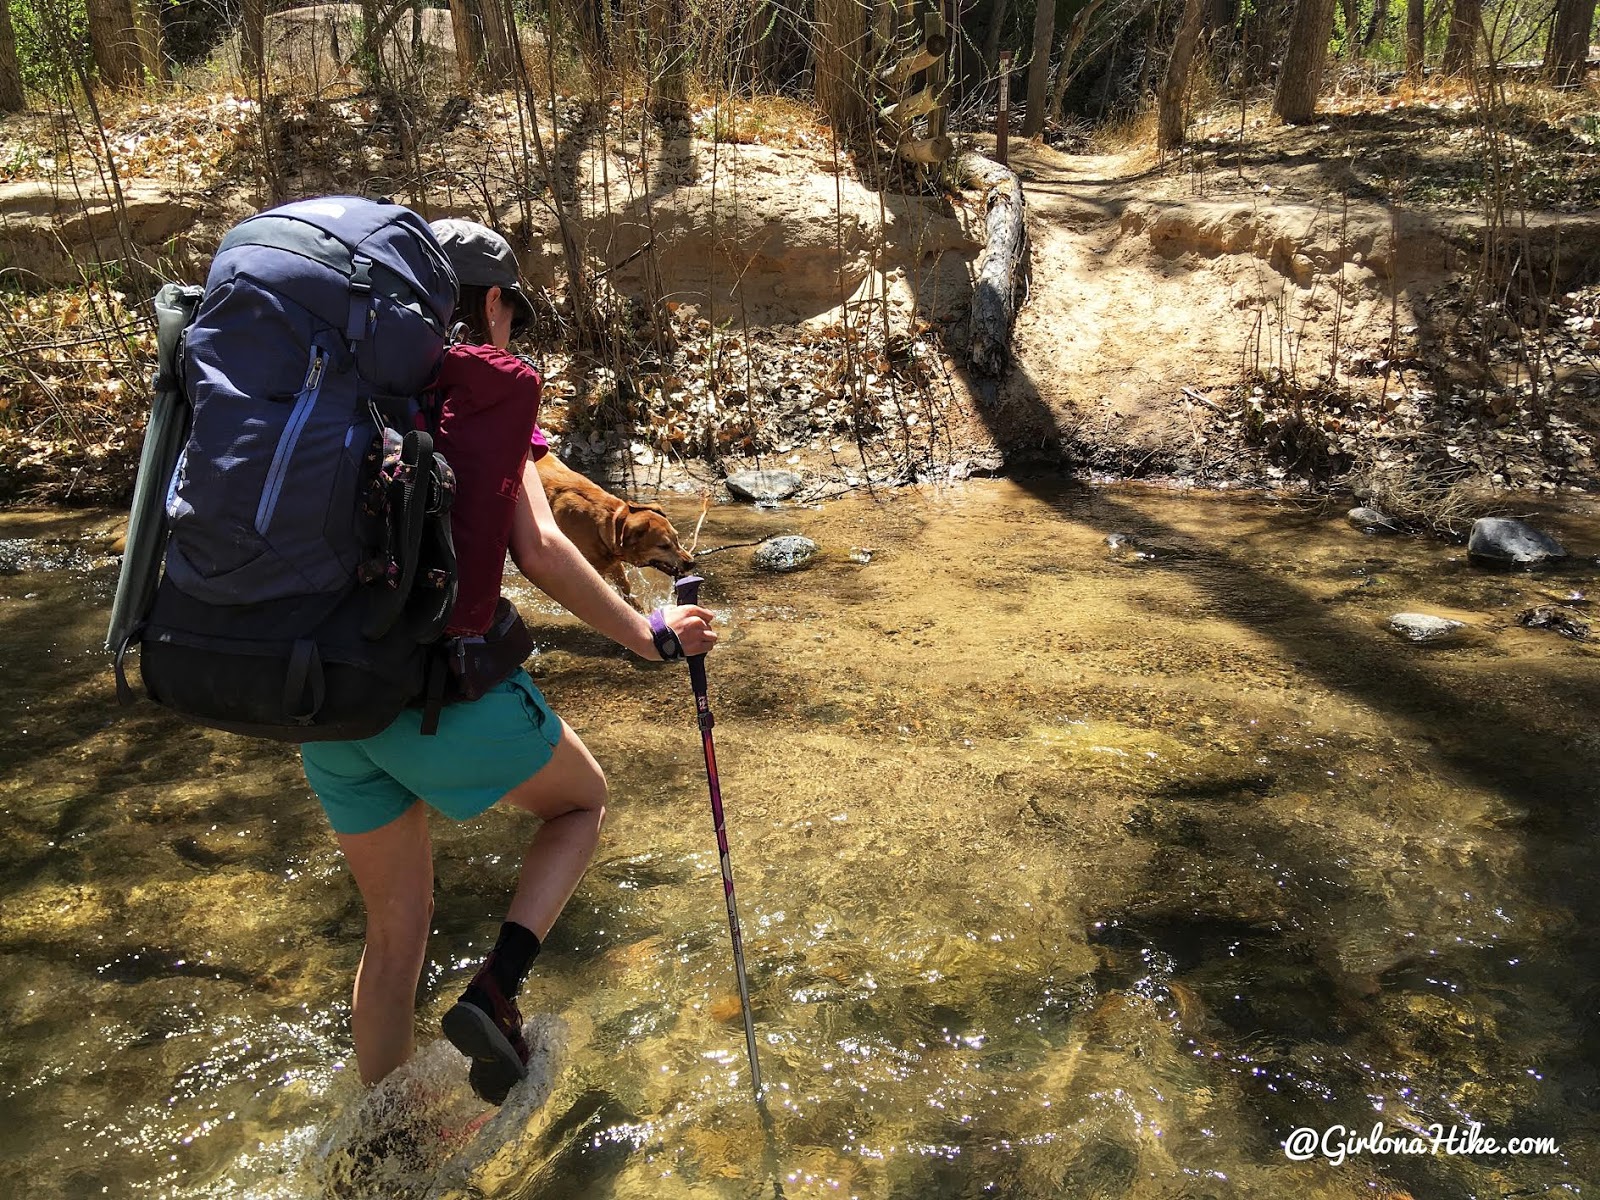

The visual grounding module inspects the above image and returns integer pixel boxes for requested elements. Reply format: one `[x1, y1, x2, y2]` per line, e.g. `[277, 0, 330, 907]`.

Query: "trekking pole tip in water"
[671, 572, 764, 1099]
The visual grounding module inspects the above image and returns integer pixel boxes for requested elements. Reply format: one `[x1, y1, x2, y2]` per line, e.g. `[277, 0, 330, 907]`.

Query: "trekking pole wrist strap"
[649, 608, 685, 661]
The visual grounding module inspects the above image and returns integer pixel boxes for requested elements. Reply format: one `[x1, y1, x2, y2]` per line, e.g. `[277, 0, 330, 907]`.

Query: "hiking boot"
[442, 977, 530, 1106]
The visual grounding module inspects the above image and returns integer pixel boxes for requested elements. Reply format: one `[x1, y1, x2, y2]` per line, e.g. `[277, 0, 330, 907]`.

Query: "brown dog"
[534, 453, 694, 609]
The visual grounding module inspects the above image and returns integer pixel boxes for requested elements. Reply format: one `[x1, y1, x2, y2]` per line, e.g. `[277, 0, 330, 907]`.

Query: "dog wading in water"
[299, 220, 716, 1106]
[536, 452, 695, 609]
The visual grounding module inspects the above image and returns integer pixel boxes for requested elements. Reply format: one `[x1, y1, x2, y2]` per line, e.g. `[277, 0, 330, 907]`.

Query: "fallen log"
[955, 150, 1027, 377]
[896, 135, 954, 165]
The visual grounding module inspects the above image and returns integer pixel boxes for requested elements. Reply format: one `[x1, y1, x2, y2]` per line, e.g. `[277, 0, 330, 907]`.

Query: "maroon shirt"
[432, 343, 547, 635]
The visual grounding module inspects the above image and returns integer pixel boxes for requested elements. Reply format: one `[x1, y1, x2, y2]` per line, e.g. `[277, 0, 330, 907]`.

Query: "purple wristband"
[649, 608, 685, 661]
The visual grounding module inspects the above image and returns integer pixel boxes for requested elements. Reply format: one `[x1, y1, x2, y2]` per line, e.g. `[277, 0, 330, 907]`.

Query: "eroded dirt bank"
[2, 93, 1597, 519]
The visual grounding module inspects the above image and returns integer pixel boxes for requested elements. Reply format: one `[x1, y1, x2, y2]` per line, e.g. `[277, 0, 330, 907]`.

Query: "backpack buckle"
[346, 254, 374, 342]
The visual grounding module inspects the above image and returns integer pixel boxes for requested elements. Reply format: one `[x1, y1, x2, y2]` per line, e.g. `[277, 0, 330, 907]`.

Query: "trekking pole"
[673, 574, 763, 1098]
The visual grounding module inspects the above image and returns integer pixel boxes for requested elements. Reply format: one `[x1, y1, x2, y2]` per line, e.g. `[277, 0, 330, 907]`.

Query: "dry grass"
[1086, 103, 1160, 159]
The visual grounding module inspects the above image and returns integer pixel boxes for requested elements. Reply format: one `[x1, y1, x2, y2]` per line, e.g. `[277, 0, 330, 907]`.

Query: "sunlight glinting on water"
[0, 481, 1596, 1196]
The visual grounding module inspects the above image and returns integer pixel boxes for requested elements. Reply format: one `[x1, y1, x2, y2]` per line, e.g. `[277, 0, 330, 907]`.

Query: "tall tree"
[1020, 0, 1057, 135]
[648, 0, 688, 117]
[983, 0, 1012, 70]
[1272, 0, 1337, 123]
[240, 0, 266, 79]
[1047, 0, 1109, 122]
[1362, 0, 1390, 46]
[1338, 0, 1357, 52]
[1441, 0, 1482, 72]
[1404, 0, 1425, 73]
[449, 0, 517, 87]
[87, 0, 144, 87]
[0, 0, 24, 111]
[815, 0, 870, 134]
[1547, 0, 1597, 87]
[1157, 0, 1207, 149]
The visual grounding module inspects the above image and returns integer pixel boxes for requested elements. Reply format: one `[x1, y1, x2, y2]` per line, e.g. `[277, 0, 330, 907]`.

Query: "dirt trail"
[962, 134, 1598, 495]
[985, 141, 1398, 474]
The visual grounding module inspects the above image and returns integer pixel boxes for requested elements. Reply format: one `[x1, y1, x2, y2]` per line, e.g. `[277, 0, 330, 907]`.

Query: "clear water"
[2, 479, 1598, 1199]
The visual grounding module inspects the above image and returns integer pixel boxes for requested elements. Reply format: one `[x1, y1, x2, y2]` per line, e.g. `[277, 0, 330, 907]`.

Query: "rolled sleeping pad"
[106, 283, 205, 656]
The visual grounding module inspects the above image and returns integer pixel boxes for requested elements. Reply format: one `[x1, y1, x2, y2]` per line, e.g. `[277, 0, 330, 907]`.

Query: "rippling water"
[1, 479, 1597, 1199]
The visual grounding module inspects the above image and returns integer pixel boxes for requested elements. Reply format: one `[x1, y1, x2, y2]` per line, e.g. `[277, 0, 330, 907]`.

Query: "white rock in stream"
[725, 469, 804, 503]
[1347, 506, 1400, 533]
[1387, 612, 1466, 644]
[752, 535, 819, 572]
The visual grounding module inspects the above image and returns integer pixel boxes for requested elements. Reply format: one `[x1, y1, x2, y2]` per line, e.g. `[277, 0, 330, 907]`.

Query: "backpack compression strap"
[362, 427, 433, 641]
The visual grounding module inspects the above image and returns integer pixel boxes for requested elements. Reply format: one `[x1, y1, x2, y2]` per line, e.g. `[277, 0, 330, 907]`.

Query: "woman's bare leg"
[497, 719, 608, 938]
[335, 800, 434, 1086]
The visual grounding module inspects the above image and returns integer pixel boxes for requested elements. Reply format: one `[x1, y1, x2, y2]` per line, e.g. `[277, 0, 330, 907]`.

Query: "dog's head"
[615, 503, 695, 577]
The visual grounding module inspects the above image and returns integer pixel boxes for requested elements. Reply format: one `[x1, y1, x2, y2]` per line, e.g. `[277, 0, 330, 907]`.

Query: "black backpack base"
[138, 579, 430, 742]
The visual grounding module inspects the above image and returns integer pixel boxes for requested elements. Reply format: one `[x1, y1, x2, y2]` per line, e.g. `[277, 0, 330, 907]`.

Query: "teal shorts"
[301, 669, 564, 835]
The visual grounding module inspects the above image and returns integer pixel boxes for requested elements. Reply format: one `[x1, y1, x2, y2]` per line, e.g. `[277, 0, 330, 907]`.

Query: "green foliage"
[10, 0, 90, 95]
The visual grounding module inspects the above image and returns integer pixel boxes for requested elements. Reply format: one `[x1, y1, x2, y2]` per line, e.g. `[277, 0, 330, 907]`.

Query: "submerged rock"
[1467, 517, 1567, 567]
[752, 535, 819, 572]
[1518, 605, 1590, 640]
[1387, 612, 1466, 644]
[1347, 506, 1400, 533]
[725, 469, 803, 503]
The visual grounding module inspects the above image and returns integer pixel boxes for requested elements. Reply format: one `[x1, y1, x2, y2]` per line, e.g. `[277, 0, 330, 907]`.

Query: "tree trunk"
[450, 0, 484, 81]
[88, 0, 144, 88]
[1048, 0, 1109, 123]
[956, 150, 1027, 376]
[1363, 0, 1389, 46]
[1547, 0, 1597, 87]
[1404, 0, 1425, 73]
[0, 0, 25, 111]
[1441, 0, 1481, 73]
[241, 0, 267, 79]
[482, 0, 518, 85]
[815, 0, 870, 135]
[1157, 0, 1206, 149]
[983, 0, 1012, 70]
[1339, 0, 1357, 52]
[1020, 0, 1057, 136]
[648, 0, 689, 117]
[450, 0, 516, 86]
[1272, 0, 1337, 124]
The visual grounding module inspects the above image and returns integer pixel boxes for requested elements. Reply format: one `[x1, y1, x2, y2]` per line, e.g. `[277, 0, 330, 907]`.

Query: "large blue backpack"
[110, 196, 461, 741]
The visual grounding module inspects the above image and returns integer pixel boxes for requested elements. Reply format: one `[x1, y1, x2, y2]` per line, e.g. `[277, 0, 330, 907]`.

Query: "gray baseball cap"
[430, 218, 536, 329]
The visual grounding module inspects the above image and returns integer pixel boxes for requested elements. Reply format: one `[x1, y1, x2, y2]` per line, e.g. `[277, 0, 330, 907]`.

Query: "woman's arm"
[507, 456, 717, 659]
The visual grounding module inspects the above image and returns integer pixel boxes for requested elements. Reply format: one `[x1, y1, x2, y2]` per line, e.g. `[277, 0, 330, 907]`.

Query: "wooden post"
[997, 49, 1012, 164]
[926, 5, 947, 139]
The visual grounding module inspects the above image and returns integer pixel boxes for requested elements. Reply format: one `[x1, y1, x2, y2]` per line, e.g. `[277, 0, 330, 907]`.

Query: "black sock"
[471, 921, 541, 1000]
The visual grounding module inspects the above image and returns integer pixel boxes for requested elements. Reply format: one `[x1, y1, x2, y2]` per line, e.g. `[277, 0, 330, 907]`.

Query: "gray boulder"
[752, 535, 819, 573]
[726, 469, 804, 503]
[1387, 612, 1465, 644]
[1468, 517, 1567, 567]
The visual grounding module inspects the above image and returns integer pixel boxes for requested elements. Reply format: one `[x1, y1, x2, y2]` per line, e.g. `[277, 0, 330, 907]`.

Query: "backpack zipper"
[255, 345, 328, 536]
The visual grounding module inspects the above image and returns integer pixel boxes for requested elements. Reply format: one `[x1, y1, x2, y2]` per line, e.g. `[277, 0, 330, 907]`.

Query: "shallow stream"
[2, 478, 1598, 1199]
